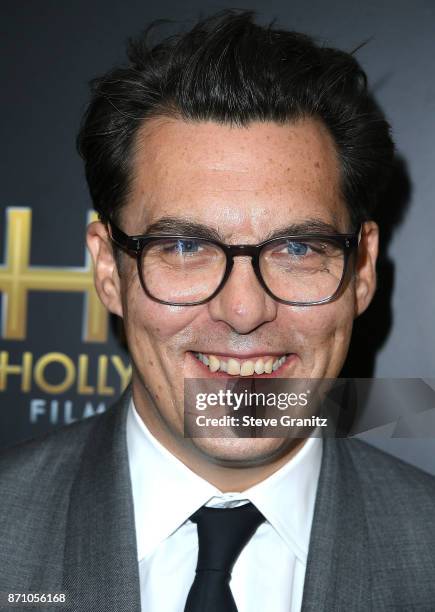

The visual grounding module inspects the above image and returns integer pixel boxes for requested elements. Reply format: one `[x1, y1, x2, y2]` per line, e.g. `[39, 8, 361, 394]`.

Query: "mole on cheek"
[148, 360, 154, 366]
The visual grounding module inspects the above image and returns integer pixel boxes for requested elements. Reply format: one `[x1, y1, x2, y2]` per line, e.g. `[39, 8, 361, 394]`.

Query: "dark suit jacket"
[1, 389, 435, 611]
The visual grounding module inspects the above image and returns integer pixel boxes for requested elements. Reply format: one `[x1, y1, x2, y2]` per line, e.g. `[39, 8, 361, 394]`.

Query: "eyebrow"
[139, 217, 222, 241]
[264, 219, 344, 240]
[139, 216, 344, 242]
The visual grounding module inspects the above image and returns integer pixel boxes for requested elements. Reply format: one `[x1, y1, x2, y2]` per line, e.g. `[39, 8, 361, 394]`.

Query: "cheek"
[142, 303, 201, 341]
[303, 307, 350, 337]
[284, 294, 354, 352]
[122, 275, 202, 348]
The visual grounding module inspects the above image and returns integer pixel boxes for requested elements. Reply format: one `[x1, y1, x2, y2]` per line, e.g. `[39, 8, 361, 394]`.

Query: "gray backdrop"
[1, 1, 434, 470]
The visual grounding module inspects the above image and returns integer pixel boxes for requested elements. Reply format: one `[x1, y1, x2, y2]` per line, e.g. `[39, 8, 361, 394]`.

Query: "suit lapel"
[301, 438, 372, 611]
[62, 390, 141, 611]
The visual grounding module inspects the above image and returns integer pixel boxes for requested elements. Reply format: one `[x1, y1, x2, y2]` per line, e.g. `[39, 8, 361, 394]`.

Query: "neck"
[132, 383, 307, 492]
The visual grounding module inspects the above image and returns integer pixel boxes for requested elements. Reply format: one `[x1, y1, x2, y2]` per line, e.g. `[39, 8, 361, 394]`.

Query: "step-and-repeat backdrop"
[1, 1, 434, 470]
[0, 206, 130, 447]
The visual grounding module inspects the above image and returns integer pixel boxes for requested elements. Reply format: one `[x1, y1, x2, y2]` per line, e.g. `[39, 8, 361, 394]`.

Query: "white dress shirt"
[126, 401, 322, 612]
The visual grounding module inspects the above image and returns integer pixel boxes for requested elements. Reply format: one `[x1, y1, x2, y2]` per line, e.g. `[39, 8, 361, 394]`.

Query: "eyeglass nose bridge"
[223, 243, 260, 258]
[218, 243, 268, 297]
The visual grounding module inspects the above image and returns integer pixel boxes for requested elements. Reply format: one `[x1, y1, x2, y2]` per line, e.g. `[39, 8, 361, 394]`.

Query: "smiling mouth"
[192, 352, 291, 376]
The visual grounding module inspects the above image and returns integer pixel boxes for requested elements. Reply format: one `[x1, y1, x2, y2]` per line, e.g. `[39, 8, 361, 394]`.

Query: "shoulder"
[311, 439, 435, 606]
[337, 437, 435, 530]
[0, 411, 99, 469]
[0, 409, 111, 512]
[343, 437, 435, 495]
[0, 394, 130, 589]
[336, 439, 435, 606]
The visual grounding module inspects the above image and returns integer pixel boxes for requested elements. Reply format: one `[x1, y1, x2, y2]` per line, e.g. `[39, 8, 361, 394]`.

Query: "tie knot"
[190, 502, 265, 574]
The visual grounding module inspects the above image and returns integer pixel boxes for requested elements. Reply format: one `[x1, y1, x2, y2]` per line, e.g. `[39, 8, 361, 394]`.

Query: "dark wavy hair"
[77, 9, 394, 229]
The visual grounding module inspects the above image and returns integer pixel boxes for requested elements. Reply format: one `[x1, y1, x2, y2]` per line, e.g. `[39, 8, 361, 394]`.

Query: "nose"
[207, 257, 278, 333]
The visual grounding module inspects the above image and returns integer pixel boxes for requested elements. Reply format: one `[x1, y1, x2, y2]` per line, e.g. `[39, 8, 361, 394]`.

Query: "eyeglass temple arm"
[107, 221, 141, 253]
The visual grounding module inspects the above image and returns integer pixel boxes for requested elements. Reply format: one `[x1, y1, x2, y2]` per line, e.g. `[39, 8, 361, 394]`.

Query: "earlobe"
[86, 221, 124, 318]
[354, 221, 379, 318]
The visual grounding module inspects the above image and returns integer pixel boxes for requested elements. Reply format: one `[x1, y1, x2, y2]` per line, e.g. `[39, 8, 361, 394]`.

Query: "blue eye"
[286, 241, 308, 256]
[174, 239, 200, 254]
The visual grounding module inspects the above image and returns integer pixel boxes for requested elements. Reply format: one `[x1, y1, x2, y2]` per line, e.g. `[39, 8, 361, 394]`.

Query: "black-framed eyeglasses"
[107, 220, 361, 307]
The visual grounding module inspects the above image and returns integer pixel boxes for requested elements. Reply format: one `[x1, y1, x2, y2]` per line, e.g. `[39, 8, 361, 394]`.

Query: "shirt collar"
[127, 400, 322, 563]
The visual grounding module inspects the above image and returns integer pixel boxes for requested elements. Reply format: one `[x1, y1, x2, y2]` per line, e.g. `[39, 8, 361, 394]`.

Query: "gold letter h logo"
[0, 208, 108, 342]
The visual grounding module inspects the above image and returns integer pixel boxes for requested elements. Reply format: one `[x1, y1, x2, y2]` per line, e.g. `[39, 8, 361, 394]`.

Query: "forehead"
[123, 116, 348, 237]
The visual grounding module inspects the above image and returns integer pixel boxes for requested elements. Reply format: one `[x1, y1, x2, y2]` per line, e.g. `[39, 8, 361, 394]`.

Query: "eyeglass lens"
[140, 237, 346, 304]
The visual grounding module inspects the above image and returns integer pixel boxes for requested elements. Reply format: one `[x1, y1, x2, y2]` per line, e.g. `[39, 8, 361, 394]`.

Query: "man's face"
[88, 117, 378, 465]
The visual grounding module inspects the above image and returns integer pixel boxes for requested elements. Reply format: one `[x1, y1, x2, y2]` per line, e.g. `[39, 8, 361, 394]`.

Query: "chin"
[191, 436, 296, 467]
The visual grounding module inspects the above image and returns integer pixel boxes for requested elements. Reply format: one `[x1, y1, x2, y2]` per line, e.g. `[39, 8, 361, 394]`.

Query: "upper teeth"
[194, 353, 287, 375]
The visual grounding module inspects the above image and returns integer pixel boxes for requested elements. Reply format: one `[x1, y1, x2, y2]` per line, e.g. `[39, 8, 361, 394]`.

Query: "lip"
[186, 351, 298, 378]
[192, 351, 290, 360]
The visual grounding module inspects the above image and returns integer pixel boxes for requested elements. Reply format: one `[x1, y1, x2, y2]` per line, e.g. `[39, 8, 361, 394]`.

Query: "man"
[1, 9, 435, 612]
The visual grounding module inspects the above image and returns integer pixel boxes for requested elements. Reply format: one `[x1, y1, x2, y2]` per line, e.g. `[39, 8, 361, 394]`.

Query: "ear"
[86, 221, 123, 317]
[354, 221, 379, 317]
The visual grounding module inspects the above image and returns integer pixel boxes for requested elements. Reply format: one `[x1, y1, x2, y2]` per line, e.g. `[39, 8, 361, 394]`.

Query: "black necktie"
[184, 502, 266, 612]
